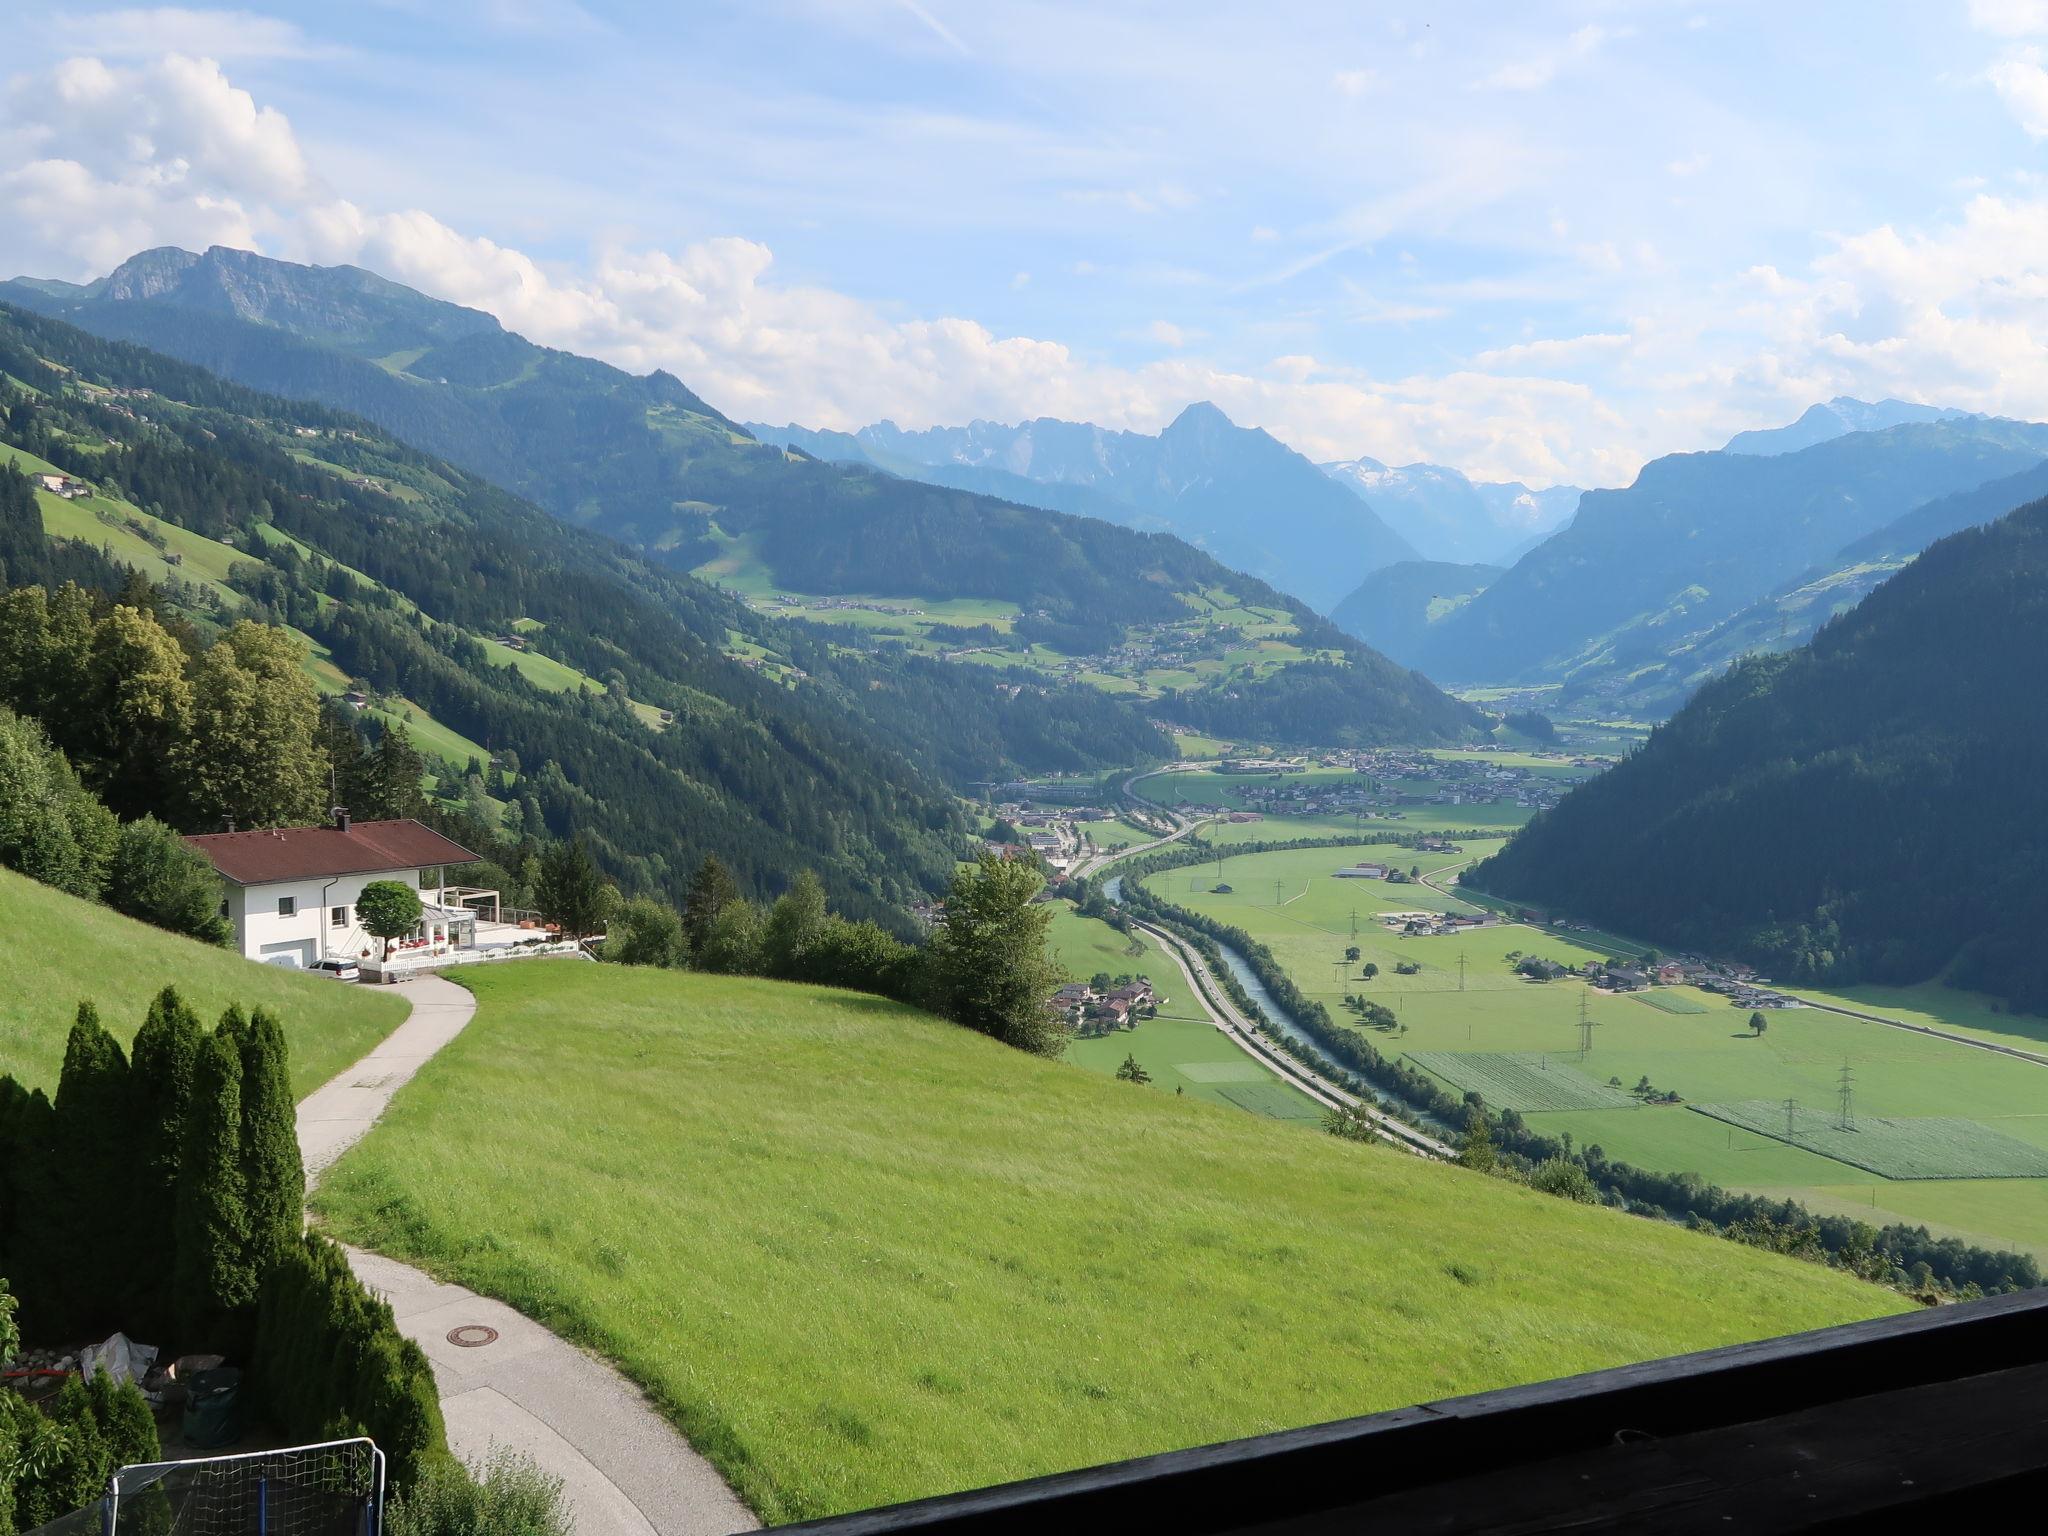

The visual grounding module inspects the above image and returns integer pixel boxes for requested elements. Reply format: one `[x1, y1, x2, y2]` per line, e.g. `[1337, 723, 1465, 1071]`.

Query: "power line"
[1836, 1060, 1855, 1133]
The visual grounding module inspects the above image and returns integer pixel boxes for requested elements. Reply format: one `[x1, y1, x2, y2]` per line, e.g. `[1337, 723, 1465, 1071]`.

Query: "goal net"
[86, 1438, 386, 1536]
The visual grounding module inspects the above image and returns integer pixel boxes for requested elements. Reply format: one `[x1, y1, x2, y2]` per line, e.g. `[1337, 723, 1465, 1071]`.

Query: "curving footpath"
[297, 974, 756, 1536]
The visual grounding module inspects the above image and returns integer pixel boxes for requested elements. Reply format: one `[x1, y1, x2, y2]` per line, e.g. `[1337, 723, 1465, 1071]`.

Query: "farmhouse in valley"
[185, 810, 515, 969]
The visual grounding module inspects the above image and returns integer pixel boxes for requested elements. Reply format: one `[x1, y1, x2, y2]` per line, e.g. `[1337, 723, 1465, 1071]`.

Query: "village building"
[185, 812, 520, 969]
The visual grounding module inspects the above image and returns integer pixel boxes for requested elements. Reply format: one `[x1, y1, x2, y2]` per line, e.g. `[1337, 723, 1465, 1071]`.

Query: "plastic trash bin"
[181, 1366, 243, 1449]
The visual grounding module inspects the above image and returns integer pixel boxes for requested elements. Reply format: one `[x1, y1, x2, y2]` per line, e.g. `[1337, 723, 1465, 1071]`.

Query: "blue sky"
[7, 2, 2048, 485]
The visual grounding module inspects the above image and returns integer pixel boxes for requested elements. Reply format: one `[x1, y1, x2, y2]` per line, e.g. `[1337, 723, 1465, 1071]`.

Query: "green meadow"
[314, 963, 1901, 1524]
[0, 867, 405, 1098]
[1137, 842, 2048, 1260]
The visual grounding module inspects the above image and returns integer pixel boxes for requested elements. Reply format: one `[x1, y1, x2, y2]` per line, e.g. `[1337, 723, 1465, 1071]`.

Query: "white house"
[185, 812, 491, 968]
[1333, 862, 1389, 879]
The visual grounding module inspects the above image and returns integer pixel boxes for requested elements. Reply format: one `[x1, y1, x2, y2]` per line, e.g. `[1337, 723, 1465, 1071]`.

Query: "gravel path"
[299, 973, 757, 1536]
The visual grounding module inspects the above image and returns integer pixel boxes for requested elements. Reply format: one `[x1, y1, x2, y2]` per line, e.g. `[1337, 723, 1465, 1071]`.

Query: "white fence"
[362, 938, 590, 982]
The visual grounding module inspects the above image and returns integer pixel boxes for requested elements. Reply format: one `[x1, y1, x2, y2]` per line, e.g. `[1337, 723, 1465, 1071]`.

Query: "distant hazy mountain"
[1319, 457, 1580, 566]
[1722, 396, 1978, 456]
[749, 406, 1421, 612]
[1326, 560, 1503, 669]
[1470, 491, 2048, 1014]
[1408, 417, 2048, 685]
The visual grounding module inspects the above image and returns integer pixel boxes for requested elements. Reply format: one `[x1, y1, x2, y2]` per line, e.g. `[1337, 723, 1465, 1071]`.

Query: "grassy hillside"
[314, 963, 1901, 1523]
[0, 866, 405, 1097]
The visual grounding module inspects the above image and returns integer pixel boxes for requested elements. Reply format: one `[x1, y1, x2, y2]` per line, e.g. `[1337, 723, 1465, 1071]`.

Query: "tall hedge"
[237, 1008, 304, 1273]
[252, 1235, 446, 1490]
[173, 1029, 253, 1341]
[50, 1002, 136, 1336]
[126, 987, 205, 1336]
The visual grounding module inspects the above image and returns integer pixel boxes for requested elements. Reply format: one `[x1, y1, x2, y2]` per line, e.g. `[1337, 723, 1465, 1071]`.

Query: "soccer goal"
[62, 1437, 388, 1536]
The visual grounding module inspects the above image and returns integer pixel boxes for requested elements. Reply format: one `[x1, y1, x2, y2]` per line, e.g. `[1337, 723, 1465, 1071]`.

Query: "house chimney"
[221, 817, 236, 833]
[333, 806, 352, 834]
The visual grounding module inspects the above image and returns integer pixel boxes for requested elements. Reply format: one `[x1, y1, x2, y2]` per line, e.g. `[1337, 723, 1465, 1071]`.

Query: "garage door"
[259, 940, 316, 969]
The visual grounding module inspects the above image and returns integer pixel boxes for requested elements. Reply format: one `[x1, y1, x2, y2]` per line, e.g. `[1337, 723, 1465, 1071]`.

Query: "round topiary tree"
[357, 880, 424, 960]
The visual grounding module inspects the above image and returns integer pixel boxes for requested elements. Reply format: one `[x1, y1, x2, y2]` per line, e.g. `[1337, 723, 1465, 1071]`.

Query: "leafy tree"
[1361, 962, 1378, 980]
[694, 898, 763, 975]
[534, 838, 613, 938]
[1343, 945, 1361, 962]
[607, 897, 685, 967]
[1458, 1104, 1496, 1173]
[681, 855, 740, 956]
[358, 880, 424, 959]
[760, 870, 829, 978]
[80, 603, 192, 819]
[1115, 1053, 1151, 1084]
[1321, 1102, 1379, 1142]
[237, 1008, 304, 1273]
[173, 1029, 253, 1340]
[1749, 1010, 1768, 1037]
[176, 622, 330, 830]
[927, 852, 1065, 1056]
[1529, 1156, 1600, 1203]
[107, 815, 230, 944]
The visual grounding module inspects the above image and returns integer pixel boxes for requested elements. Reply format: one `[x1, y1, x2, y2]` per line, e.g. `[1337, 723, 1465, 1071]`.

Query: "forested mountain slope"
[1558, 456, 2048, 719]
[1327, 559, 1504, 668]
[0, 303, 1171, 921]
[1466, 498, 2048, 1012]
[3, 249, 1472, 745]
[1410, 419, 2048, 684]
[752, 404, 1420, 610]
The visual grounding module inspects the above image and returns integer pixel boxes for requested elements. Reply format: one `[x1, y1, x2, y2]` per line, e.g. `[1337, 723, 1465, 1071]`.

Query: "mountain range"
[1467, 490, 2048, 1015]
[1317, 457, 1580, 566]
[0, 246, 1478, 749]
[747, 406, 1421, 611]
[1335, 413, 2048, 691]
[1721, 396, 1979, 456]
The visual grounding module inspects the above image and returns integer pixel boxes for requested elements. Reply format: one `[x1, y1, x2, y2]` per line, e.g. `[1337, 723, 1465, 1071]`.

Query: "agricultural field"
[1690, 1103, 2048, 1181]
[1050, 901, 1321, 1123]
[1138, 843, 2048, 1260]
[0, 866, 405, 1098]
[1404, 1051, 1641, 1112]
[314, 963, 1901, 1524]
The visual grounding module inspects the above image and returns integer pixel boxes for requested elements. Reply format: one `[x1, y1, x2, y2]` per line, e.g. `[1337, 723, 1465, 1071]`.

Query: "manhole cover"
[447, 1325, 499, 1348]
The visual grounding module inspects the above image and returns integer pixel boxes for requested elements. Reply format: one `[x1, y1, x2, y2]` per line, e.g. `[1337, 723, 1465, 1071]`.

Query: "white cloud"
[1969, 0, 2048, 37]
[1332, 67, 1376, 97]
[1475, 25, 1608, 92]
[1667, 152, 1711, 177]
[49, 9, 336, 61]
[1986, 46, 2048, 136]
[1473, 331, 1632, 368]
[1147, 319, 1188, 347]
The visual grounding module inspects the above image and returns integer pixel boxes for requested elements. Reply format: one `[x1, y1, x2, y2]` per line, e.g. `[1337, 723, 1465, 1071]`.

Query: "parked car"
[311, 958, 361, 982]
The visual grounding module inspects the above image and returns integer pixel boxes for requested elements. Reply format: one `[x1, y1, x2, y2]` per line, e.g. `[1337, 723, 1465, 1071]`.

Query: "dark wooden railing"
[780, 1288, 2048, 1533]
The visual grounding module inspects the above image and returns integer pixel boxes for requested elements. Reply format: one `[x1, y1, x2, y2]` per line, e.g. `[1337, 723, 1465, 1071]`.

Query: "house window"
[219, 899, 230, 919]
[331, 905, 349, 927]
[277, 896, 296, 918]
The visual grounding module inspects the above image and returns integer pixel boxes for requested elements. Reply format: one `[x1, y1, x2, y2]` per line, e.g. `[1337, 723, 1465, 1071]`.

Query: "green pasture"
[1142, 844, 2048, 1256]
[0, 867, 405, 1100]
[1406, 1051, 1642, 1112]
[314, 963, 1901, 1523]
[1690, 1102, 2048, 1181]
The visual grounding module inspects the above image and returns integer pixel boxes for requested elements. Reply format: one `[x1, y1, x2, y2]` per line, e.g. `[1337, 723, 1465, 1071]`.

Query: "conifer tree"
[128, 987, 205, 1331]
[681, 854, 740, 956]
[52, 1001, 134, 1330]
[237, 1008, 304, 1272]
[174, 1029, 253, 1339]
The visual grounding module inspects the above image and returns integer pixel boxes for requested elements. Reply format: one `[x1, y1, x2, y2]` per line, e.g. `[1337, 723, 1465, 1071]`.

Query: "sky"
[7, 2, 2048, 487]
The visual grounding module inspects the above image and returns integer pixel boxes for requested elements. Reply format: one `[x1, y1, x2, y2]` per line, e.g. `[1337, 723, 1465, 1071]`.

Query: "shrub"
[606, 897, 684, 967]
[107, 817, 231, 945]
[251, 1236, 447, 1492]
[386, 1450, 572, 1536]
[0, 1370, 162, 1535]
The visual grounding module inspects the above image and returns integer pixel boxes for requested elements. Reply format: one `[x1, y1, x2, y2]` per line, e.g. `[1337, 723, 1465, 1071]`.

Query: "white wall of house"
[225, 867, 430, 966]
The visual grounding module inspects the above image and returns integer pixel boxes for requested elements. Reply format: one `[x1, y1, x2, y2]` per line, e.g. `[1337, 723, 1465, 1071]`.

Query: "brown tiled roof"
[185, 819, 478, 885]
